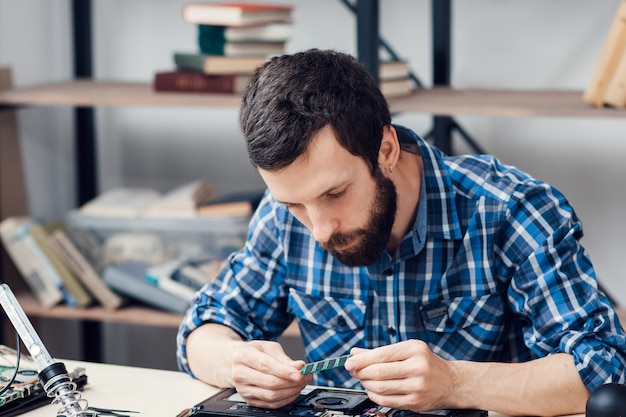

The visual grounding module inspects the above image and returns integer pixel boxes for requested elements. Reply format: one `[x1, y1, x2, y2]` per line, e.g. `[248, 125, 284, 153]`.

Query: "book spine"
[0, 217, 64, 307]
[198, 25, 226, 55]
[173, 53, 205, 72]
[48, 230, 125, 310]
[28, 223, 92, 308]
[153, 72, 237, 94]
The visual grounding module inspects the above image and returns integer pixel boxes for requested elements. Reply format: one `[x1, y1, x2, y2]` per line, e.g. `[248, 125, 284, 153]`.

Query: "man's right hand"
[186, 323, 312, 409]
[231, 340, 312, 408]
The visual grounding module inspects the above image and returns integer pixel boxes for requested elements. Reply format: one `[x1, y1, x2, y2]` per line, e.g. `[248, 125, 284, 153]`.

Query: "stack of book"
[379, 59, 415, 99]
[153, 2, 293, 94]
[0, 216, 122, 310]
[583, 0, 626, 108]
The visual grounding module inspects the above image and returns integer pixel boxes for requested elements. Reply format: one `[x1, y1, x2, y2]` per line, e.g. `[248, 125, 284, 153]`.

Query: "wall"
[1, 0, 625, 366]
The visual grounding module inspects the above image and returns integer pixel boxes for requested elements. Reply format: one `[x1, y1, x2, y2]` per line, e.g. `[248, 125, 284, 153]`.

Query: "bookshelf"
[1, 0, 626, 362]
[0, 81, 242, 108]
[2, 81, 626, 118]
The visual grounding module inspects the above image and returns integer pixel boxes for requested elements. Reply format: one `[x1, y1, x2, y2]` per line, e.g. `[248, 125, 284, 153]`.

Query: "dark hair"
[239, 49, 391, 173]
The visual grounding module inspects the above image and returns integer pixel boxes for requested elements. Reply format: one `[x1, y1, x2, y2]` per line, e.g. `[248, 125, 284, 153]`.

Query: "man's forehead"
[260, 163, 351, 205]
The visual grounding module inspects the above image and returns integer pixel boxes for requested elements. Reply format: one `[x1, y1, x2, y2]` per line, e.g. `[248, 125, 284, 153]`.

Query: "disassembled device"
[186, 386, 487, 417]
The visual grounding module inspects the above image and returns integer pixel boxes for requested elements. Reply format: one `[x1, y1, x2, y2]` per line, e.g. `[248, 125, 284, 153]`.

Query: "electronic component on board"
[300, 354, 352, 375]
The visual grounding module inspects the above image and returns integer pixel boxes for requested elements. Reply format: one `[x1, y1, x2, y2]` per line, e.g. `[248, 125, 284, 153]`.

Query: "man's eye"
[327, 191, 345, 200]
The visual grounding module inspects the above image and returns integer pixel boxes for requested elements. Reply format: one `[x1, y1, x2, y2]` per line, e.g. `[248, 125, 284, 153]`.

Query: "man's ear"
[378, 125, 400, 174]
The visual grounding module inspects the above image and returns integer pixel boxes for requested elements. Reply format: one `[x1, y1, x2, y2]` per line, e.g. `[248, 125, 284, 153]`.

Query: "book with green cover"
[198, 22, 291, 43]
[28, 221, 93, 308]
[197, 23, 290, 56]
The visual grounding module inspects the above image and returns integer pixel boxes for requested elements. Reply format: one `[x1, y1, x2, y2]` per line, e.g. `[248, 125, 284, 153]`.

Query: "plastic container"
[65, 210, 249, 267]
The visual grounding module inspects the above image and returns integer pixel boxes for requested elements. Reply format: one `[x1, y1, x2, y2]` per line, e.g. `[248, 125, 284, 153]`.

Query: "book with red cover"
[182, 2, 293, 27]
[153, 70, 250, 94]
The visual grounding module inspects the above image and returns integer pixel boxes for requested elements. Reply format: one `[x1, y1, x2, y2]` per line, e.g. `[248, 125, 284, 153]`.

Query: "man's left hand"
[344, 340, 458, 412]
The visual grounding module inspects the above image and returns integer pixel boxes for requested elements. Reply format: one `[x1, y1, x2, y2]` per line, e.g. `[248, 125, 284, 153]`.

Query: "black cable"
[0, 331, 21, 396]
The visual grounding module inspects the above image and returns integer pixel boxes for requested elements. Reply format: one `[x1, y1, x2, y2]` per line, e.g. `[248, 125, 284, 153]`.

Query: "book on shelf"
[380, 60, 411, 81]
[28, 221, 93, 308]
[141, 179, 214, 217]
[78, 179, 214, 219]
[102, 261, 190, 314]
[145, 260, 197, 302]
[173, 52, 267, 75]
[380, 78, 414, 99]
[171, 258, 225, 290]
[79, 187, 162, 218]
[64, 227, 102, 267]
[198, 40, 286, 57]
[182, 2, 293, 27]
[198, 21, 291, 43]
[583, 0, 626, 107]
[603, 47, 626, 108]
[48, 229, 126, 310]
[153, 70, 250, 94]
[196, 189, 265, 218]
[0, 217, 64, 308]
[377, 60, 414, 98]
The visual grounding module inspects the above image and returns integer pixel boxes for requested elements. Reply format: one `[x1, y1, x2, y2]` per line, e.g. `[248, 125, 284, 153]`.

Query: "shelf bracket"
[429, 0, 484, 155]
[72, 0, 98, 207]
[340, 0, 423, 87]
[72, 0, 103, 363]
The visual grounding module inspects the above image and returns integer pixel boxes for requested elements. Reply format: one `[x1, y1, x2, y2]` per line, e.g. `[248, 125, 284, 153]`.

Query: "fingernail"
[290, 373, 300, 381]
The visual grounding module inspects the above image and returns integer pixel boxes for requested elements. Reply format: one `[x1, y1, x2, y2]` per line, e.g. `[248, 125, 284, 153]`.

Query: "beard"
[319, 170, 397, 266]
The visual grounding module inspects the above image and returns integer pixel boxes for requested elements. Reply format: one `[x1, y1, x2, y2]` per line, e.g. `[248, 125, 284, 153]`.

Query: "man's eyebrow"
[274, 183, 347, 206]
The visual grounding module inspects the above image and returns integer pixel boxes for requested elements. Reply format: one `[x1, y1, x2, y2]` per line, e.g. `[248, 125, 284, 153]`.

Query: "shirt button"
[337, 316, 347, 327]
[445, 318, 455, 328]
[383, 267, 394, 276]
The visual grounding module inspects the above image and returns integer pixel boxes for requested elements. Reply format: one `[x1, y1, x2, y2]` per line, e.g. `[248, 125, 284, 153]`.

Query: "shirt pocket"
[420, 292, 507, 360]
[287, 288, 366, 333]
[421, 292, 505, 331]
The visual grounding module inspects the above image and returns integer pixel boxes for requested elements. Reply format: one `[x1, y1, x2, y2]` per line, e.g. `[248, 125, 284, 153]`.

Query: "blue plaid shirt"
[177, 125, 626, 393]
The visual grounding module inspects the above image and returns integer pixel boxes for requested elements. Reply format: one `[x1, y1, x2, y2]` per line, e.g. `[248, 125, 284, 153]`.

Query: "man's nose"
[309, 208, 338, 244]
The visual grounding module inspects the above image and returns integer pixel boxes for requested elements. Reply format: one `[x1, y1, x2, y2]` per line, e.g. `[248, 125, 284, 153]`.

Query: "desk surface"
[21, 360, 584, 417]
[22, 360, 216, 417]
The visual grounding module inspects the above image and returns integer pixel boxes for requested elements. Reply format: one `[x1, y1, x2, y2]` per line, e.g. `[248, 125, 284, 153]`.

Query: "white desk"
[22, 360, 218, 417]
[20, 360, 584, 417]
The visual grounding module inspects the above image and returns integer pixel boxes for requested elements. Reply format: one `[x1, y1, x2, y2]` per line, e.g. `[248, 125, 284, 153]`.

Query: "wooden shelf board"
[16, 291, 183, 328]
[2, 81, 625, 118]
[389, 87, 626, 118]
[0, 80, 242, 108]
[14, 290, 302, 337]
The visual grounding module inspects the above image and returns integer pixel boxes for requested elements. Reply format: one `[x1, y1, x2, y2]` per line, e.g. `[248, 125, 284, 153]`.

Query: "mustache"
[320, 229, 364, 251]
